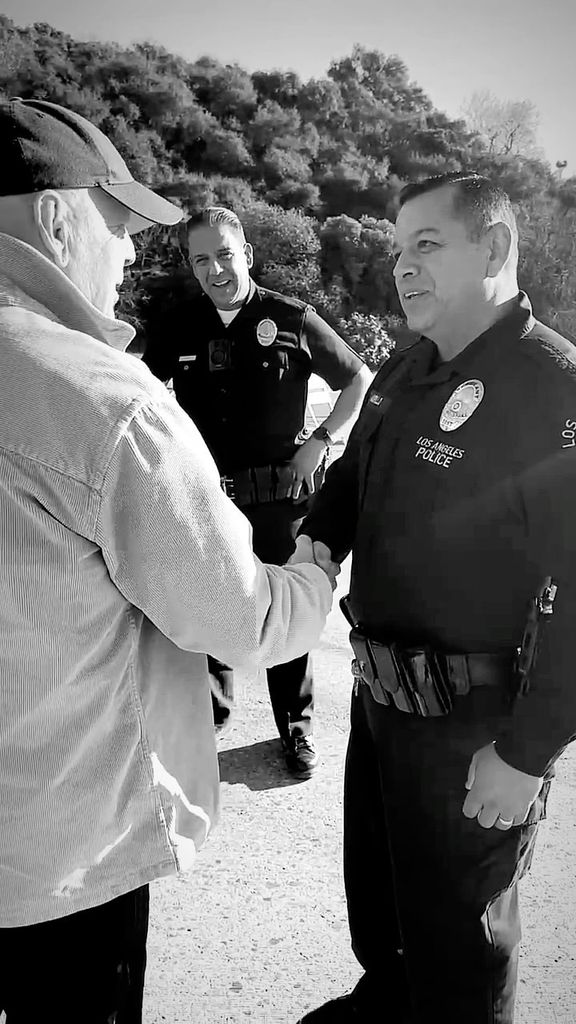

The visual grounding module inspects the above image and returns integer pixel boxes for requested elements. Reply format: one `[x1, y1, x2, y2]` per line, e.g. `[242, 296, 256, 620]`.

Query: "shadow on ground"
[218, 738, 311, 790]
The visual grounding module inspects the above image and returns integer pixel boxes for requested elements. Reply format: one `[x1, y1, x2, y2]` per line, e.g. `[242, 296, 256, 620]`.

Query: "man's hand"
[285, 438, 327, 501]
[462, 742, 543, 830]
[286, 535, 341, 590]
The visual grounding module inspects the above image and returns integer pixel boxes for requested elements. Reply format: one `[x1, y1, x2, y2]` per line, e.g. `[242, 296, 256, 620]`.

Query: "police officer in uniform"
[144, 207, 371, 775]
[293, 173, 576, 1022]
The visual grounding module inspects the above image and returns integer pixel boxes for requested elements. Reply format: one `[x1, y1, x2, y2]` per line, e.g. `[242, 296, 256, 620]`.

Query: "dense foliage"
[1, 17, 575, 361]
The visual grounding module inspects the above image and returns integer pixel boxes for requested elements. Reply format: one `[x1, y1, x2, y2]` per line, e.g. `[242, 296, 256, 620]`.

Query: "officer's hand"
[286, 535, 316, 565]
[287, 438, 327, 501]
[312, 541, 340, 581]
[286, 536, 340, 590]
[462, 742, 543, 830]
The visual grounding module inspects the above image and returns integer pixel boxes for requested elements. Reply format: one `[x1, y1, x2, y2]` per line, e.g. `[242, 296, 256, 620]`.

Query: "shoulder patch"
[258, 287, 308, 314]
[528, 321, 576, 378]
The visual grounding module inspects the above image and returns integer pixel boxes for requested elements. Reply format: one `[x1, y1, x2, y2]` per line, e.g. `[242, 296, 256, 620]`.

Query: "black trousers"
[0, 885, 149, 1023]
[211, 500, 314, 741]
[344, 684, 551, 1024]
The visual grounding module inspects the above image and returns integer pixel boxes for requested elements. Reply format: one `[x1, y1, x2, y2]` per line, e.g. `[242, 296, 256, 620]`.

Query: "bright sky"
[2, 0, 575, 173]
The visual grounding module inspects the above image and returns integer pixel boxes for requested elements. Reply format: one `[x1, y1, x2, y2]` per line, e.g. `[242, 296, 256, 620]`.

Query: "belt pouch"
[372, 642, 416, 713]
[406, 651, 453, 716]
[273, 463, 293, 501]
[253, 466, 273, 504]
[442, 653, 471, 699]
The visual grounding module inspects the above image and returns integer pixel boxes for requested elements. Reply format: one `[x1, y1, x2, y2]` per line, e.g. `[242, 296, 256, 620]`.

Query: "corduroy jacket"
[0, 233, 332, 926]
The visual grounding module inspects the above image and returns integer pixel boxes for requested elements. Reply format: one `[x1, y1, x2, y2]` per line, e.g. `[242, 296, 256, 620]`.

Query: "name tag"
[178, 354, 197, 362]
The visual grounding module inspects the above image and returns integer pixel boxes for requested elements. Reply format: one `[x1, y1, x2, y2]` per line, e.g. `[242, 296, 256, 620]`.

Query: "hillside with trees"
[1, 16, 575, 361]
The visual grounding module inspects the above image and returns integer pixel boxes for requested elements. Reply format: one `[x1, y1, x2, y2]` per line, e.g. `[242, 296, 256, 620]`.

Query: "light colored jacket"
[0, 233, 332, 926]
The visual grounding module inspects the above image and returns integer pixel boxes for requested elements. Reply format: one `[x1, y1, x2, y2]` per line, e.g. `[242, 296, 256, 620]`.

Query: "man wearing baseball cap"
[0, 98, 337, 1022]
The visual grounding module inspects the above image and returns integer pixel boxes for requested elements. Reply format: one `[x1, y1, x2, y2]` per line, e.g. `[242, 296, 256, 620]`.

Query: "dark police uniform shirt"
[144, 284, 363, 474]
[303, 293, 576, 777]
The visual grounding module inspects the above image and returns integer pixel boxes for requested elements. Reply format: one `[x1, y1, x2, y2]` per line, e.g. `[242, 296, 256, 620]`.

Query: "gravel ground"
[144, 564, 576, 1024]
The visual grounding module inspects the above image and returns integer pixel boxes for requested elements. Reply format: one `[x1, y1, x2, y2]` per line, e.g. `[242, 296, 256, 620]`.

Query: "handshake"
[287, 534, 341, 590]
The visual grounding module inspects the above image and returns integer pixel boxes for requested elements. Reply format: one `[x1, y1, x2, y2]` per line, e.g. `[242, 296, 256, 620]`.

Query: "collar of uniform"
[198, 279, 257, 323]
[410, 291, 535, 387]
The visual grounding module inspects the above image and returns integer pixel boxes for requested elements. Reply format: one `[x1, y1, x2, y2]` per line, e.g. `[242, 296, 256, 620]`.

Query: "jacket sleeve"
[95, 391, 333, 670]
[495, 449, 576, 776]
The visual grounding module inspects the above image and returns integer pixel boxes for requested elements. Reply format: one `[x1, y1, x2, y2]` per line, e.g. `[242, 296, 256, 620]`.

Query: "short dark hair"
[185, 206, 246, 242]
[399, 172, 517, 241]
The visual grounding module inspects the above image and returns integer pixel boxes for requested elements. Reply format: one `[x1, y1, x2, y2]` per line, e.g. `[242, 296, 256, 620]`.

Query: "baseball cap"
[0, 98, 183, 233]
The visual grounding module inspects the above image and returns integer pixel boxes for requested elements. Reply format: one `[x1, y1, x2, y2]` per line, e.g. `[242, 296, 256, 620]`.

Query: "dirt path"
[144, 568, 576, 1023]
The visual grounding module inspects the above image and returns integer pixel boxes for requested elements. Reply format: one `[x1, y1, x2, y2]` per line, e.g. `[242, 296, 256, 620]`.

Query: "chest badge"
[439, 379, 485, 432]
[256, 318, 278, 346]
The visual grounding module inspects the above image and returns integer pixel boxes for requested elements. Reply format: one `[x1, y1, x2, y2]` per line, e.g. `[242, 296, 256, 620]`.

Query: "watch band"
[312, 425, 333, 447]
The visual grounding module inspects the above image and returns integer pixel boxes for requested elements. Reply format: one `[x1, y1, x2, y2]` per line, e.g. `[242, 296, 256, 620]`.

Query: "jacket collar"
[413, 292, 535, 385]
[0, 233, 135, 352]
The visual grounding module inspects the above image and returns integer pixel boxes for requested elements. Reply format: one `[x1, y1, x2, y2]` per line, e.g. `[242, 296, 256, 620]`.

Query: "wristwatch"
[312, 425, 333, 447]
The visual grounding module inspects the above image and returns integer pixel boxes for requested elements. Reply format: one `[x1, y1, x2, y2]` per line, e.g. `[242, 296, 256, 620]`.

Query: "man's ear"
[244, 241, 254, 269]
[485, 222, 513, 278]
[33, 191, 73, 269]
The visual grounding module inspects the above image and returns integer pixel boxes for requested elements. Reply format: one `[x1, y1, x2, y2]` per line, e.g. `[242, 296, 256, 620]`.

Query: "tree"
[268, 181, 322, 214]
[251, 70, 302, 108]
[188, 56, 258, 122]
[319, 214, 397, 316]
[516, 190, 576, 339]
[461, 91, 542, 159]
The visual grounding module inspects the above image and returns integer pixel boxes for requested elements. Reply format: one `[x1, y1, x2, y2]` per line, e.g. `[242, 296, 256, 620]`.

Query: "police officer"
[144, 206, 371, 775]
[293, 172, 576, 1022]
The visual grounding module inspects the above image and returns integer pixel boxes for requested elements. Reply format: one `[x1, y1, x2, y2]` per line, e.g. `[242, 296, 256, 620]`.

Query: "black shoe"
[296, 994, 360, 1023]
[282, 735, 319, 776]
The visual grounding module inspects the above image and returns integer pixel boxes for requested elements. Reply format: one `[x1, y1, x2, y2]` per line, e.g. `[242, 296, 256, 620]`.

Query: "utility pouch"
[405, 650, 454, 716]
[370, 641, 414, 712]
[252, 466, 274, 504]
[349, 629, 455, 717]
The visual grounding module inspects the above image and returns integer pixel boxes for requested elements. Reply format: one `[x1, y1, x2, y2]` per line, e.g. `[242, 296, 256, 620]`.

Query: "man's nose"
[209, 258, 224, 275]
[393, 250, 417, 279]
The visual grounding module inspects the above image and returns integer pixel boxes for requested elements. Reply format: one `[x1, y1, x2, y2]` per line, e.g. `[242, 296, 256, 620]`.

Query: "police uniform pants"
[343, 683, 551, 1024]
[210, 500, 314, 741]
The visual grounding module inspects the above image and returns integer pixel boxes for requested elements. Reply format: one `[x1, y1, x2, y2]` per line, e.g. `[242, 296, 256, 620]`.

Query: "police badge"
[439, 380, 485, 432]
[256, 318, 278, 346]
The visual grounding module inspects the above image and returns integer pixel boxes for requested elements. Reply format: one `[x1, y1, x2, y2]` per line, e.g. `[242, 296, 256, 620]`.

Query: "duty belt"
[349, 629, 513, 717]
[220, 465, 290, 507]
[221, 462, 325, 508]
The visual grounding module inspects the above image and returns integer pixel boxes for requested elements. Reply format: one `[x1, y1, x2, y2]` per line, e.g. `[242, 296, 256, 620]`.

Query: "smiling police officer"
[144, 206, 371, 775]
[294, 172, 576, 1023]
